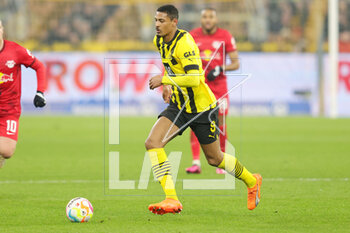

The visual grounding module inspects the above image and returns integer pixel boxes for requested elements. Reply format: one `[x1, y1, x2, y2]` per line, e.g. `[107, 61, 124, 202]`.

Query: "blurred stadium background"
[1, 0, 349, 117]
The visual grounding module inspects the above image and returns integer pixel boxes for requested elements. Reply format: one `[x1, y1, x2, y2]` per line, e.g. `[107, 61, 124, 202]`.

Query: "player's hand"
[207, 66, 223, 81]
[149, 75, 163, 90]
[162, 85, 172, 103]
[33, 91, 46, 108]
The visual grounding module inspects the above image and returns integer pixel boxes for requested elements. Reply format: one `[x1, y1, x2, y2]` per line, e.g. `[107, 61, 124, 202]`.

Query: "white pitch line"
[264, 178, 349, 182]
[0, 178, 348, 184]
[0, 180, 104, 184]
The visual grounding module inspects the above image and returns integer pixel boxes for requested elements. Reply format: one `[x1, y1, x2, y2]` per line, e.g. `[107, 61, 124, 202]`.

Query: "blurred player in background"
[186, 8, 240, 174]
[146, 5, 261, 215]
[0, 20, 47, 168]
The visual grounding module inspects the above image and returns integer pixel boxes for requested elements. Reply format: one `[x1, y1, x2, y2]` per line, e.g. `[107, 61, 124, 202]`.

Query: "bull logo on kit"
[6, 60, 16, 69]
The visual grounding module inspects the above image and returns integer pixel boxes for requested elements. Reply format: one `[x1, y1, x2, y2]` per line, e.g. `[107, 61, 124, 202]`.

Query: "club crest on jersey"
[6, 60, 16, 68]
[202, 50, 212, 61]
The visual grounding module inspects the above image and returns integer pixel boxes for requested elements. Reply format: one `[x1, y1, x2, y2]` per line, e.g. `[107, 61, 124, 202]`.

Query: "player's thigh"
[145, 116, 180, 149]
[190, 109, 222, 165]
[0, 115, 19, 138]
[191, 124, 222, 166]
[0, 136, 17, 158]
[0, 115, 19, 157]
[190, 107, 219, 145]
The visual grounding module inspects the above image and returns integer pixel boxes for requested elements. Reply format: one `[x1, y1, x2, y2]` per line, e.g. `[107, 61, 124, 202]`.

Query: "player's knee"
[0, 146, 15, 158]
[206, 156, 221, 167]
[145, 138, 161, 150]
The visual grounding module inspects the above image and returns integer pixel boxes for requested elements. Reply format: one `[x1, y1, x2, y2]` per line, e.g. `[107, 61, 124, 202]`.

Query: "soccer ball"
[66, 197, 93, 222]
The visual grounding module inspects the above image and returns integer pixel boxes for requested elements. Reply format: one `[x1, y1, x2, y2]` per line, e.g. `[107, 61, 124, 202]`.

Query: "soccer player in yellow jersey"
[146, 5, 262, 215]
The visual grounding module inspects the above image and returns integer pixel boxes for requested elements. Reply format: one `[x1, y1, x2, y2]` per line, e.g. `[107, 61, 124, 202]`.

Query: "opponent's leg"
[145, 117, 182, 214]
[201, 140, 262, 210]
[218, 114, 227, 152]
[186, 130, 201, 174]
[216, 114, 227, 174]
[0, 137, 17, 168]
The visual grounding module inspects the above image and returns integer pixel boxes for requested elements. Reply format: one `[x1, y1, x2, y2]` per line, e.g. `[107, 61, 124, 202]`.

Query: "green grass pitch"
[0, 116, 349, 232]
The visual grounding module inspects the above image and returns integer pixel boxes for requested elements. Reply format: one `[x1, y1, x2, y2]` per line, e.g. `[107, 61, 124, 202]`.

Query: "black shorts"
[158, 104, 219, 145]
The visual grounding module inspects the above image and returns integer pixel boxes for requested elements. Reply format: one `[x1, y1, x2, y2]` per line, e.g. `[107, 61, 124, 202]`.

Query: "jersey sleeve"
[16, 44, 36, 68]
[225, 31, 237, 53]
[162, 69, 200, 87]
[175, 34, 202, 73]
[161, 34, 201, 87]
[16, 43, 46, 92]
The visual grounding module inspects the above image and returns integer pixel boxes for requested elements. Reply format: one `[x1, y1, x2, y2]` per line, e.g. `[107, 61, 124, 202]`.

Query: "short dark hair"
[202, 7, 216, 12]
[157, 4, 179, 20]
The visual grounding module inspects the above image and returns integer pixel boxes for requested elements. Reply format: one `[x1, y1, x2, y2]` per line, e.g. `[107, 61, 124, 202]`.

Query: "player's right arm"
[149, 67, 200, 89]
[161, 69, 200, 87]
[151, 34, 200, 89]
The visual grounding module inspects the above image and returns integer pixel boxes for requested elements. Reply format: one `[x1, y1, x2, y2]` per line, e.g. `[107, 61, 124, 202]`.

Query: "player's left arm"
[18, 46, 47, 108]
[31, 59, 47, 108]
[224, 33, 240, 71]
[162, 85, 172, 103]
[207, 33, 240, 81]
[225, 50, 240, 71]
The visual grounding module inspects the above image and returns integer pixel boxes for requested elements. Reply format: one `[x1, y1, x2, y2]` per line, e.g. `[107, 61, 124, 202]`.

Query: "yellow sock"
[148, 148, 178, 200]
[218, 153, 257, 188]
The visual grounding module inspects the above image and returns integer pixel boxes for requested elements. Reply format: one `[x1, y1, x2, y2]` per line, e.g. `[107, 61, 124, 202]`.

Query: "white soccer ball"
[66, 197, 93, 222]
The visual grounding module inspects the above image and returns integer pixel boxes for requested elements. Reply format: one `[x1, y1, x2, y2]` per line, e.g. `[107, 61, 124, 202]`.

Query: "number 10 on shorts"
[6, 120, 17, 135]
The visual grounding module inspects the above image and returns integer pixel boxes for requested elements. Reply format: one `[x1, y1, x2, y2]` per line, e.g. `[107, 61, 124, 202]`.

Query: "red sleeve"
[16, 44, 36, 68]
[225, 31, 237, 53]
[30, 58, 46, 93]
[16, 44, 46, 93]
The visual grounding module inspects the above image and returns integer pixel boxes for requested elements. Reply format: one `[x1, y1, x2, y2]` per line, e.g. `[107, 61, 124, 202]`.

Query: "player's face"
[201, 10, 218, 33]
[155, 12, 177, 37]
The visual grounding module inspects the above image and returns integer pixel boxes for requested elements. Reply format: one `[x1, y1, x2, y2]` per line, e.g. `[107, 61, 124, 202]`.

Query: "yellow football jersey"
[153, 29, 216, 113]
